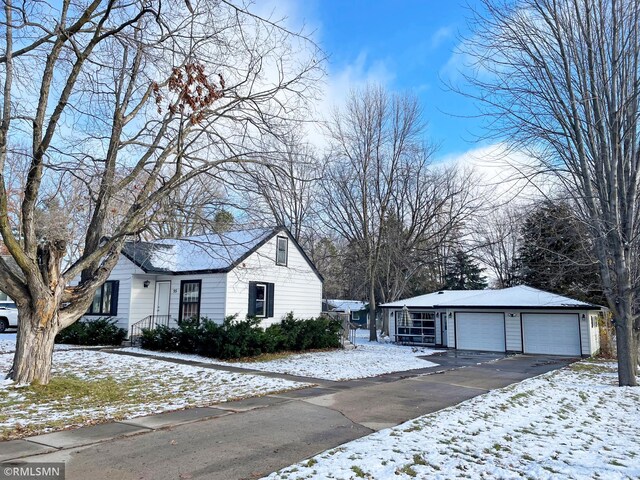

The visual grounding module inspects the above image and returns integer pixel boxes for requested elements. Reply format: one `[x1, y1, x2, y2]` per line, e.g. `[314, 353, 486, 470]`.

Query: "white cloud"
[439, 44, 474, 83]
[439, 142, 557, 206]
[430, 26, 455, 49]
[239, 0, 395, 150]
[303, 52, 394, 148]
[321, 52, 394, 115]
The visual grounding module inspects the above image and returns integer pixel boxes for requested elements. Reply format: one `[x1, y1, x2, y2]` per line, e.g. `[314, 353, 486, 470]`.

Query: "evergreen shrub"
[56, 317, 127, 346]
[139, 313, 341, 359]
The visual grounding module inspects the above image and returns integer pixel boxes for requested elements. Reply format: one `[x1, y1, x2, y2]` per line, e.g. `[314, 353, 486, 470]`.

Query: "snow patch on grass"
[0, 349, 309, 439]
[265, 359, 640, 480]
[123, 331, 442, 381]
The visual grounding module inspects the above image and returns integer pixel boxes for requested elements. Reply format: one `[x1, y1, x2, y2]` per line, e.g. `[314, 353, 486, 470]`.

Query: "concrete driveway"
[3, 352, 576, 480]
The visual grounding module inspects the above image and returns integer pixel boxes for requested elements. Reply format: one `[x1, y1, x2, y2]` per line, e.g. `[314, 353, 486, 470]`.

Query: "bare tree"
[464, 0, 640, 385]
[376, 164, 479, 303]
[232, 133, 321, 242]
[0, 0, 322, 384]
[321, 85, 477, 341]
[472, 206, 522, 288]
[145, 175, 229, 239]
[305, 235, 348, 300]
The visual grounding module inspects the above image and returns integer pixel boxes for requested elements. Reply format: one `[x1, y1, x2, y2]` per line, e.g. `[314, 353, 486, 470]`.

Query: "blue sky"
[289, 0, 485, 158]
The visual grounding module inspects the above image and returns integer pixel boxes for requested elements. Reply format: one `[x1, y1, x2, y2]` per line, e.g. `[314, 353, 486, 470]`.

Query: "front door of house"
[154, 281, 171, 317]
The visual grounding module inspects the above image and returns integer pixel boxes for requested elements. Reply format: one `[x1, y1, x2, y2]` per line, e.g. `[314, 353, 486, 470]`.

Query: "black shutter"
[248, 282, 257, 316]
[110, 281, 119, 316]
[267, 283, 275, 318]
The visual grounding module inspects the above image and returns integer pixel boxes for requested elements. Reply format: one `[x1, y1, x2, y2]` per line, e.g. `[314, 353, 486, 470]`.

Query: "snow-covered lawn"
[0, 349, 309, 440]
[123, 331, 443, 381]
[265, 360, 640, 480]
[0, 333, 79, 354]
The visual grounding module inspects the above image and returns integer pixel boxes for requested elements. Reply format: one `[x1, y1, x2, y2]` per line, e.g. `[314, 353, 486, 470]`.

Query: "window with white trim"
[248, 281, 274, 318]
[276, 236, 288, 266]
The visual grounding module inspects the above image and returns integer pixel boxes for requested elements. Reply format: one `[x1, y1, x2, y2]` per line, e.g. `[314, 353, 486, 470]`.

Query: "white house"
[381, 286, 602, 357]
[83, 227, 323, 335]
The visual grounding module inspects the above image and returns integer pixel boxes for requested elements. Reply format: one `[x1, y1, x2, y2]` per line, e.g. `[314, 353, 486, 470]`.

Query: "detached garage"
[382, 285, 602, 357]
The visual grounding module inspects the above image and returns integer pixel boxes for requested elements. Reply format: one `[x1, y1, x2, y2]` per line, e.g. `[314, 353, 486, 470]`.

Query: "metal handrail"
[129, 315, 172, 345]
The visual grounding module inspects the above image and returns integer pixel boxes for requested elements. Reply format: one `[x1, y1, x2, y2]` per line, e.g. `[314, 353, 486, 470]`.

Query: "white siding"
[389, 311, 397, 342]
[80, 255, 143, 331]
[438, 310, 448, 346]
[107, 271, 227, 331]
[77, 231, 321, 332]
[579, 310, 592, 356]
[589, 313, 600, 355]
[434, 313, 441, 345]
[225, 233, 322, 326]
[446, 310, 455, 347]
[505, 311, 523, 352]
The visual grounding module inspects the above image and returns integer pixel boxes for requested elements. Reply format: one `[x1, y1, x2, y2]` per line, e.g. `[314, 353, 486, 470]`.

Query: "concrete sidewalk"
[1, 353, 576, 480]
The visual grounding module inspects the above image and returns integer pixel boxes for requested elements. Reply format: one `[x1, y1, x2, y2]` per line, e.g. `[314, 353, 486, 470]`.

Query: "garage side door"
[522, 313, 581, 355]
[456, 312, 505, 352]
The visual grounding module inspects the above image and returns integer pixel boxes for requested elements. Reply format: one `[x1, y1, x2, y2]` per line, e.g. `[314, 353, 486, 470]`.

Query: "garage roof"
[380, 289, 487, 308]
[380, 285, 600, 310]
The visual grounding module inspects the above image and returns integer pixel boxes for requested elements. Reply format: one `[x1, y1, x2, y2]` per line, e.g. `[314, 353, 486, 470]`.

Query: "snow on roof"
[381, 286, 598, 309]
[122, 227, 277, 273]
[328, 299, 367, 312]
[381, 290, 487, 309]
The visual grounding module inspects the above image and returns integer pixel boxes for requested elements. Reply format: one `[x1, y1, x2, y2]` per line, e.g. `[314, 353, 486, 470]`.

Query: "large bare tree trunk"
[5, 240, 88, 384]
[10, 307, 59, 385]
[615, 322, 637, 385]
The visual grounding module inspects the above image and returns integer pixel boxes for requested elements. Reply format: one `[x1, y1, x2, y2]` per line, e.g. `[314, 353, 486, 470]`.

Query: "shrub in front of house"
[174, 318, 201, 353]
[139, 314, 342, 359]
[195, 318, 224, 357]
[213, 316, 269, 359]
[56, 317, 127, 346]
[268, 313, 342, 351]
[139, 325, 179, 351]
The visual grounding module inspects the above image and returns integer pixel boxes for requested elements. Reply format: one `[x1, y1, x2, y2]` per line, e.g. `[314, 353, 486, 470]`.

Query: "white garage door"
[522, 313, 581, 355]
[456, 312, 505, 352]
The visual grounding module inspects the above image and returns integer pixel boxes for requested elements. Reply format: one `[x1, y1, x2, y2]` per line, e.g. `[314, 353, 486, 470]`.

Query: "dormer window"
[276, 236, 288, 266]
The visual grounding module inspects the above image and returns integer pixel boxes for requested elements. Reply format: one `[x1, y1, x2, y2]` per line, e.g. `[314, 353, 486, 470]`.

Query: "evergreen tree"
[444, 250, 488, 290]
[513, 201, 603, 304]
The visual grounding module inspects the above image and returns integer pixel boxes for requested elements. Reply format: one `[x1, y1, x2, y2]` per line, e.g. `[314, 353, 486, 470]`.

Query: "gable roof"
[121, 227, 323, 281]
[380, 285, 599, 310]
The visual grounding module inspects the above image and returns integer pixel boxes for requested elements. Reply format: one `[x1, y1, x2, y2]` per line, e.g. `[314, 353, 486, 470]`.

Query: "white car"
[0, 300, 18, 332]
